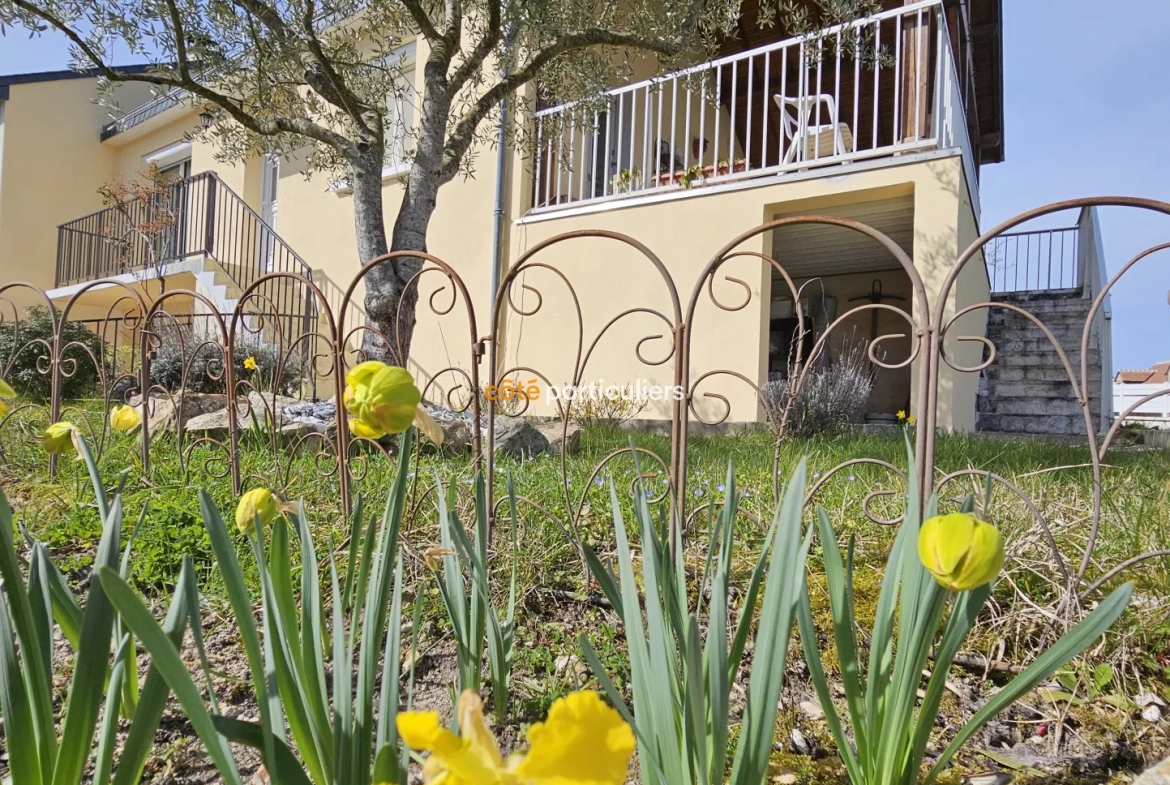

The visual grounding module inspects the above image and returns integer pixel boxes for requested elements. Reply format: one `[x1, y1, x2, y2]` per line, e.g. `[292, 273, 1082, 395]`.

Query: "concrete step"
[977, 413, 1098, 437]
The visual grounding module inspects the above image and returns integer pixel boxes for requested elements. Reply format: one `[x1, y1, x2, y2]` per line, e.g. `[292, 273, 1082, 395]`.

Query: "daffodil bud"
[235, 487, 278, 535]
[0, 380, 15, 418]
[42, 421, 78, 454]
[918, 512, 1004, 592]
[109, 404, 142, 432]
[343, 361, 421, 439]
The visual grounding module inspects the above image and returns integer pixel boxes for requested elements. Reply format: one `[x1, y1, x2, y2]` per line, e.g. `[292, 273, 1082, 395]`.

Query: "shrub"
[569, 383, 650, 433]
[148, 324, 302, 395]
[0, 306, 105, 401]
[763, 333, 876, 436]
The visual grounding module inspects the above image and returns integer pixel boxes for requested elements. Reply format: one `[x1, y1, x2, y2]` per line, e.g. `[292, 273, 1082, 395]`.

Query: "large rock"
[184, 393, 300, 439]
[1135, 759, 1170, 784]
[130, 392, 227, 434]
[537, 421, 581, 455]
[492, 417, 549, 457]
[422, 405, 474, 453]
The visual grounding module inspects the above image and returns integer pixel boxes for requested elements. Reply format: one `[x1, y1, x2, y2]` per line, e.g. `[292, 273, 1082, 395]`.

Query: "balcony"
[530, 0, 976, 216]
[53, 171, 316, 340]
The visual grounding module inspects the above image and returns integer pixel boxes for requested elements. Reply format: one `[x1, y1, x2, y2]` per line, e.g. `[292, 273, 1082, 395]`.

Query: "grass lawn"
[2, 405, 1169, 781]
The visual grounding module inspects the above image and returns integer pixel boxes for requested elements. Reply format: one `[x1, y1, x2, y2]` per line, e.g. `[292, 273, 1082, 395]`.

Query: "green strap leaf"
[51, 496, 123, 785]
[926, 583, 1133, 783]
[96, 567, 243, 785]
[211, 716, 314, 785]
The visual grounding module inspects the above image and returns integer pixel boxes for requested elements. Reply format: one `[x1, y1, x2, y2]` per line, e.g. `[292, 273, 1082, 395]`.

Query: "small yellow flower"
[0, 379, 15, 418]
[42, 421, 78, 454]
[896, 410, 907, 421]
[109, 404, 142, 432]
[906, 415, 917, 426]
[397, 690, 633, 785]
[235, 487, 278, 535]
[243, 356, 258, 371]
[343, 361, 421, 439]
[918, 512, 1005, 592]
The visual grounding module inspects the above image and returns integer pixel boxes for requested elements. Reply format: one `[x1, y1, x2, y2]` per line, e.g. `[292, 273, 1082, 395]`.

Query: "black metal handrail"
[55, 171, 317, 343]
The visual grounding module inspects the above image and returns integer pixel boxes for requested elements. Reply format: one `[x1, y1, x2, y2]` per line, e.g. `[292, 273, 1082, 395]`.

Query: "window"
[385, 42, 417, 173]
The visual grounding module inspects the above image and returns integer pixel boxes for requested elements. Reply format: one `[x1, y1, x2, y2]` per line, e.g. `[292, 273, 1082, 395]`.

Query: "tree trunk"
[359, 64, 450, 368]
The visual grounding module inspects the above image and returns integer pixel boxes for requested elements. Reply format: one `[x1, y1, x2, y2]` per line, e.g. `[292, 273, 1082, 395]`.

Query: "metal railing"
[985, 226, 1082, 293]
[100, 88, 186, 141]
[55, 171, 317, 344]
[531, 0, 967, 212]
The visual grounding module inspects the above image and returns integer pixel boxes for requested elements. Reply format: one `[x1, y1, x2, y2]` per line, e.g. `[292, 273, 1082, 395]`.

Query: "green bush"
[149, 325, 301, 395]
[0, 306, 105, 402]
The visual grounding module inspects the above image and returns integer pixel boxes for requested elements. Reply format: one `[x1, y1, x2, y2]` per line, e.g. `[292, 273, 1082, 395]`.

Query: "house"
[0, 0, 1110, 433]
[1114, 362, 1170, 429]
[1116, 363, 1170, 386]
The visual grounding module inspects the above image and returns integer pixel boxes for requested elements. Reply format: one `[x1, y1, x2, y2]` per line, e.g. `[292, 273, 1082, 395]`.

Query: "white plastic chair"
[773, 93, 850, 164]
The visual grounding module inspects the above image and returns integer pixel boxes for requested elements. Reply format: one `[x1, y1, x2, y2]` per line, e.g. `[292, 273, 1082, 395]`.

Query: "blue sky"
[1, 0, 1167, 370]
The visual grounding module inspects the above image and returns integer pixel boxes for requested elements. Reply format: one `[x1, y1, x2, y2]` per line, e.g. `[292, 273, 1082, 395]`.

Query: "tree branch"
[398, 0, 442, 41]
[441, 28, 690, 180]
[8, 0, 358, 156]
[299, 0, 374, 137]
[230, 0, 291, 43]
[446, 0, 501, 95]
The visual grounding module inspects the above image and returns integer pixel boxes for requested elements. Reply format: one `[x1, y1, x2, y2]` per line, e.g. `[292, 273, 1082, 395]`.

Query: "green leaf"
[51, 496, 123, 785]
[926, 583, 1133, 783]
[211, 716, 313, 785]
[0, 491, 57, 772]
[93, 634, 130, 785]
[97, 567, 243, 785]
[0, 571, 43, 785]
[113, 558, 197, 785]
[199, 489, 279, 770]
[729, 460, 813, 785]
[797, 583, 862, 783]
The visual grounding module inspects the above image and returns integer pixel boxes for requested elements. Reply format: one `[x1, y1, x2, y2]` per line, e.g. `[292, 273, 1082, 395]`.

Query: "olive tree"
[0, 0, 740, 363]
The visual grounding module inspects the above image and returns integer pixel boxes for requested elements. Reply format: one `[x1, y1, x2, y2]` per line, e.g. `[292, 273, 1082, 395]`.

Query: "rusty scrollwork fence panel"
[1, 197, 1169, 620]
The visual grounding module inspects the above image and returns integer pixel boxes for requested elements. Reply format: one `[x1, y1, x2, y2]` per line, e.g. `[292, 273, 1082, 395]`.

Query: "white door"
[259, 155, 279, 270]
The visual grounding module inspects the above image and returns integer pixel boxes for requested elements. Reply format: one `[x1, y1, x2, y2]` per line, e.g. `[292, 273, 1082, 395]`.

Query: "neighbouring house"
[0, 0, 1113, 434]
[1114, 362, 1170, 429]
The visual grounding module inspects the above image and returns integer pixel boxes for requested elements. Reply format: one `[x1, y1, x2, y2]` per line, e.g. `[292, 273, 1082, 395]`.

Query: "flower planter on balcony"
[654, 160, 748, 190]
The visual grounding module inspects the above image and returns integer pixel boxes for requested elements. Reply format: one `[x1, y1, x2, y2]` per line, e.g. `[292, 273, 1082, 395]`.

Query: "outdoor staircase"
[976, 207, 1112, 439]
[55, 171, 317, 346]
[977, 290, 1105, 436]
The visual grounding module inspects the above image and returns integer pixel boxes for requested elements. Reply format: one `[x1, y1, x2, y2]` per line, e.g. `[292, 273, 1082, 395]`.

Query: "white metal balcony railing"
[531, 0, 975, 215]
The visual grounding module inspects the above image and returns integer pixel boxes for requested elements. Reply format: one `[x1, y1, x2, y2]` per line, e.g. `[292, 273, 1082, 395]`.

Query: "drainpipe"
[490, 25, 517, 311]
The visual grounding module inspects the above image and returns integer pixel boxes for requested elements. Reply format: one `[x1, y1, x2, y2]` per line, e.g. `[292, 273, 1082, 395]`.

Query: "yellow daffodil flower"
[243, 356, 258, 371]
[896, 410, 907, 420]
[918, 512, 1005, 591]
[235, 487, 278, 535]
[342, 361, 421, 438]
[397, 690, 633, 785]
[109, 404, 142, 432]
[906, 415, 917, 425]
[42, 421, 78, 454]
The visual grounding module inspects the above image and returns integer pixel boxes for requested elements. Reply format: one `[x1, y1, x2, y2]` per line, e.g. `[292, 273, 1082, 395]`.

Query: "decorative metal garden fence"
[1, 196, 1168, 614]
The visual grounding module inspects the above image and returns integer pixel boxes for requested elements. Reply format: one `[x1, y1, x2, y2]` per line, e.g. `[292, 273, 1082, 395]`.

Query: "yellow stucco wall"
[0, 67, 988, 431]
[506, 154, 986, 431]
[0, 77, 143, 304]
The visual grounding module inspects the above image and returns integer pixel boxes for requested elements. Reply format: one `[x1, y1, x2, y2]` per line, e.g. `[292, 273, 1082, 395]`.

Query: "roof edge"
[0, 63, 158, 95]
